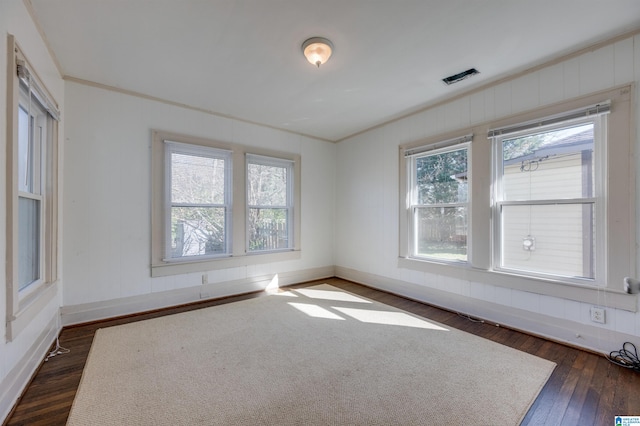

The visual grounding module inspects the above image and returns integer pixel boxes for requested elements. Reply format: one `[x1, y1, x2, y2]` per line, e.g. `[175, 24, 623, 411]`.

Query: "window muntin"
[165, 143, 231, 260]
[409, 143, 469, 262]
[246, 155, 293, 253]
[493, 118, 603, 282]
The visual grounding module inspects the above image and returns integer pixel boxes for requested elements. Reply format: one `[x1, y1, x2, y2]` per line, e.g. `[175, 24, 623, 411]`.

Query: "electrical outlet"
[202, 274, 208, 285]
[590, 307, 605, 324]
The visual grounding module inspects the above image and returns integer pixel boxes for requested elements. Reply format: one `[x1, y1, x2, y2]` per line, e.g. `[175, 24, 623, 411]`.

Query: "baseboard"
[61, 266, 335, 326]
[335, 266, 633, 355]
[0, 311, 58, 424]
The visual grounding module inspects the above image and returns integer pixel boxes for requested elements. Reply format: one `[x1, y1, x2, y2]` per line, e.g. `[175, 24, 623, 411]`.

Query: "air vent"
[442, 68, 479, 85]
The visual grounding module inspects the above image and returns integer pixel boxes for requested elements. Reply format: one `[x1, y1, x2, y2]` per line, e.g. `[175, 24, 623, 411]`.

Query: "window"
[405, 136, 471, 263]
[491, 105, 608, 284]
[165, 142, 231, 260]
[6, 36, 60, 340]
[246, 155, 294, 252]
[400, 87, 633, 309]
[151, 131, 301, 277]
[18, 80, 47, 291]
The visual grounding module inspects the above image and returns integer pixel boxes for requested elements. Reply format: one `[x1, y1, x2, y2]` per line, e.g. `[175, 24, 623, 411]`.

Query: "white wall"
[0, 0, 65, 421]
[1, 2, 637, 421]
[335, 34, 640, 354]
[60, 81, 336, 324]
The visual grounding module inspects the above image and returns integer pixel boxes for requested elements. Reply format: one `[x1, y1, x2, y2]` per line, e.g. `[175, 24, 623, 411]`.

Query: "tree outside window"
[410, 145, 469, 262]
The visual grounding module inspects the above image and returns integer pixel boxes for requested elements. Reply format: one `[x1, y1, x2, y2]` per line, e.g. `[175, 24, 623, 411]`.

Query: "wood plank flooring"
[4, 278, 640, 425]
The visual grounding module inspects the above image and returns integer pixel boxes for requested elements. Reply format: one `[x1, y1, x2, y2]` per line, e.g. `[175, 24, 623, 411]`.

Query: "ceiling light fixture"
[302, 37, 333, 68]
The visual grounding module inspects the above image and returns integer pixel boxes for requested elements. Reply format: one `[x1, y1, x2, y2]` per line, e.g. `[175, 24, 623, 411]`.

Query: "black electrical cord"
[608, 342, 640, 372]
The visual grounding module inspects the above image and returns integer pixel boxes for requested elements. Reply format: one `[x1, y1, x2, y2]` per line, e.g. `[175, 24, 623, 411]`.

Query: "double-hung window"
[246, 155, 294, 252]
[400, 87, 632, 307]
[491, 104, 608, 284]
[406, 136, 471, 263]
[18, 79, 47, 291]
[165, 142, 231, 260]
[151, 131, 301, 276]
[7, 37, 60, 340]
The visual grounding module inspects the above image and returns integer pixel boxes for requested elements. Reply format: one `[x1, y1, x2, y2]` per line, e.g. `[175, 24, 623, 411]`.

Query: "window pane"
[500, 204, 594, 279]
[502, 124, 594, 201]
[18, 197, 40, 290]
[247, 163, 287, 206]
[171, 207, 226, 257]
[18, 105, 32, 193]
[248, 208, 288, 251]
[171, 153, 225, 204]
[416, 148, 467, 205]
[415, 206, 467, 261]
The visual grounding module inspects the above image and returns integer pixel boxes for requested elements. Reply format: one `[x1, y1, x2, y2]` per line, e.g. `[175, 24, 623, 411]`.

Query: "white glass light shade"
[302, 37, 333, 67]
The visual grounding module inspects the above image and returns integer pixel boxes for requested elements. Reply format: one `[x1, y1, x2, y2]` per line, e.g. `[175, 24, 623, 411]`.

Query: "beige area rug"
[67, 284, 555, 425]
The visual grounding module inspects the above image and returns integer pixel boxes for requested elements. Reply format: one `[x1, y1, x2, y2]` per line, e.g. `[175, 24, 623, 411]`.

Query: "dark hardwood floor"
[4, 277, 639, 425]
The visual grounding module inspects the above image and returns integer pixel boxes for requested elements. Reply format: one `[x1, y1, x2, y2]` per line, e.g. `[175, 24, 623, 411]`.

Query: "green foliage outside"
[415, 147, 467, 260]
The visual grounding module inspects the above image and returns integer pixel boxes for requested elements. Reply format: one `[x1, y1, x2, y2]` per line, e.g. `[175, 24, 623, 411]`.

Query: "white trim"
[151, 130, 302, 277]
[163, 141, 232, 260]
[6, 282, 57, 344]
[17, 83, 47, 295]
[0, 311, 58, 422]
[335, 266, 636, 355]
[6, 35, 60, 341]
[61, 266, 335, 326]
[246, 154, 295, 253]
[399, 85, 634, 303]
[396, 256, 636, 311]
[491, 114, 606, 286]
[151, 250, 302, 278]
[406, 141, 470, 264]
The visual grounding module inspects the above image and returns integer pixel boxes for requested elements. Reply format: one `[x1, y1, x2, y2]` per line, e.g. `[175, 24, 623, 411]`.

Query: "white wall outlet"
[590, 307, 605, 324]
[202, 274, 208, 285]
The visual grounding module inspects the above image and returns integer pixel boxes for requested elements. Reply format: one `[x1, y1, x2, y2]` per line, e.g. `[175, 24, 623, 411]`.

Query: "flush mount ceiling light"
[302, 37, 333, 68]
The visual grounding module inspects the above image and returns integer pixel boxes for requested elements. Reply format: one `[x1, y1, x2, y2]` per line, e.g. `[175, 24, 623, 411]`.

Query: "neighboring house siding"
[503, 155, 584, 199]
[502, 155, 587, 277]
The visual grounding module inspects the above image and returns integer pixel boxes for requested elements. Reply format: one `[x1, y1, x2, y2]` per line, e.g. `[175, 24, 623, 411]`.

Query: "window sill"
[151, 250, 302, 277]
[398, 257, 637, 312]
[7, 281, 58, 341]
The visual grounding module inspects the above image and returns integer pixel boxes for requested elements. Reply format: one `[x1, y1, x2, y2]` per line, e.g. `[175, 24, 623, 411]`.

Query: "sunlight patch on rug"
[67, 284, 555, 426]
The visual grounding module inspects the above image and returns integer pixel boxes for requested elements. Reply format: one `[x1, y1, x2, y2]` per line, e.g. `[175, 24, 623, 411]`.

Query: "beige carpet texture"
[66, 284, 556, 425]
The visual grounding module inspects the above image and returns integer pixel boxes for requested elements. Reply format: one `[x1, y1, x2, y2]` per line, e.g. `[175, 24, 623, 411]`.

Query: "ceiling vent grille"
[442, 68, 479, 85]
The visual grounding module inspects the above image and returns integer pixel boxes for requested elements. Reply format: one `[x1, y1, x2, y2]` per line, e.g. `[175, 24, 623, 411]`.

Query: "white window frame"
[491, 114, 607, 286]
[246, 154, 295, 254]
[6, 36, 60, 340]
[406, 139, 471, 264]
[18, 82, 47, 294]
[164, 142, 232, 261]
[151, 130, 301, 277]
[399, 86, 635, 311]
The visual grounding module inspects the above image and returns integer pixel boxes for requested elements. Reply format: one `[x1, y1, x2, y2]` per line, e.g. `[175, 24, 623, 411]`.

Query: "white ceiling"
[29, 0, 640, 142]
